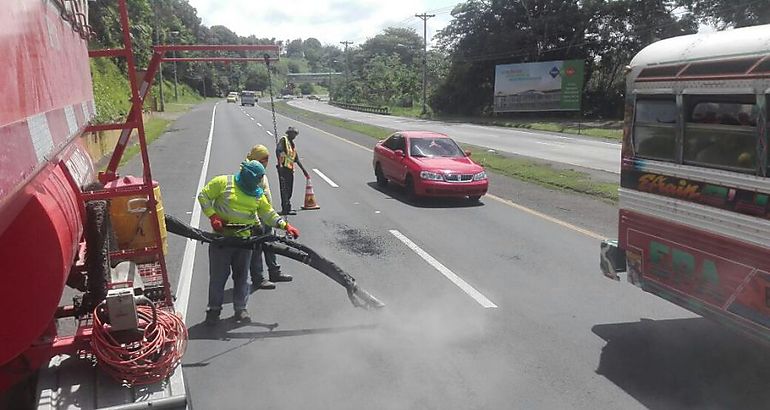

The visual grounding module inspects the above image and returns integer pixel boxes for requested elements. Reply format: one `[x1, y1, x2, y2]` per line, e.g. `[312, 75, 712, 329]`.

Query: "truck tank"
[0, 0, 96, 366]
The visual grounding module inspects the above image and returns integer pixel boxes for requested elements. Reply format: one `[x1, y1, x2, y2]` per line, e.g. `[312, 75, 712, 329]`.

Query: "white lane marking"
[266, 130, 273, 136]
[534, 141, 564, 147]
[257, 122, 262, 127]
[260, 105, 603, 240]
[250, 118, 255, 121]
[313, 168, 339, 187]
[175, 103, 218, 322]
[389, 230, 497, 309]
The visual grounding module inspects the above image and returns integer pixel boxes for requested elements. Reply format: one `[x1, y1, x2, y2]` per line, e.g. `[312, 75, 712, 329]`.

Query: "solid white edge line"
[389, 229, 497, 308]
[312, 168, 339, 188]
[175, 103, 218, 322]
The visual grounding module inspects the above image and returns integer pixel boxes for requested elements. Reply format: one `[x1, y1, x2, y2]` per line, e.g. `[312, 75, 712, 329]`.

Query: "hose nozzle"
[347, 285, 386, 310]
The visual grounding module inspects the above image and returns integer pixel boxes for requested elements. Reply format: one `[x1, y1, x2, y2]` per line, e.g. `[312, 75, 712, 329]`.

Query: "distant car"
[240, 90, 257, 106]
[226, 92, 238, 103]
[373, 131, 488, 201]
[307, 95, 320, 101]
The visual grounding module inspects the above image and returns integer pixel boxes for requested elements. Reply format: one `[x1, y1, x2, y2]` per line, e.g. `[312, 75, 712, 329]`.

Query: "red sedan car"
[373, 131, 488, 201]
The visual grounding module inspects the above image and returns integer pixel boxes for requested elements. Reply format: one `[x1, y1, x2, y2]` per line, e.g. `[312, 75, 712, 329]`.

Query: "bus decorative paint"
[621, 169, 770, 218]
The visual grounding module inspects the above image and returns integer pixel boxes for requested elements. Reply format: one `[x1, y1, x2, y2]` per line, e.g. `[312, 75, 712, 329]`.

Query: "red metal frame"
[3, 0, 282, 383]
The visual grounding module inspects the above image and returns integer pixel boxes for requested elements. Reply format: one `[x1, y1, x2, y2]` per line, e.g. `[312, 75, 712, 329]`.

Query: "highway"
[288, 99, 621, 174]
[126, 101, 770, 409]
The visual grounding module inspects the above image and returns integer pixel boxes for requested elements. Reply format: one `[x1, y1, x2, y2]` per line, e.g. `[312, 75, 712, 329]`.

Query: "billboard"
[494, 59, 584, 112]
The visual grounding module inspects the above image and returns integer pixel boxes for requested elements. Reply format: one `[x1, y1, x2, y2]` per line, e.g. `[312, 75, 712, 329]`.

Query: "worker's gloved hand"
[209, 215, 224, 232]
[285, 223, 300, 239]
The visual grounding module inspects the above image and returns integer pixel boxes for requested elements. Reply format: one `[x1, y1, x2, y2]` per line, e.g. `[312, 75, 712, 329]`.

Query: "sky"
[187, 0, 458, 48]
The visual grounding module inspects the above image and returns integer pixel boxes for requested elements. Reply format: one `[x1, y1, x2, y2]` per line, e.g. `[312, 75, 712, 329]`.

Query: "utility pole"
[416, 12, 434, 115]
[154, 20, 165, 111]
[340, 40, 353, 102]
[170, 31, 179, 102]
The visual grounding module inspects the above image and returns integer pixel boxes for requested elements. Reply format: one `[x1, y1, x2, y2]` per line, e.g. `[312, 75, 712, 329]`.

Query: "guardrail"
[330, 101, 390, 115]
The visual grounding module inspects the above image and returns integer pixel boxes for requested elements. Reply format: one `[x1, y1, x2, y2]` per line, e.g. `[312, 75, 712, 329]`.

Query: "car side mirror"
[464, 150, 472, 157]
[394, 149, 405, 157]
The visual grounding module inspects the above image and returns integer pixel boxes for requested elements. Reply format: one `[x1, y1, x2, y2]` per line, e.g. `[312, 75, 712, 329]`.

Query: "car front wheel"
[375, 164, 388, 187]
[405, 176, 417, 201]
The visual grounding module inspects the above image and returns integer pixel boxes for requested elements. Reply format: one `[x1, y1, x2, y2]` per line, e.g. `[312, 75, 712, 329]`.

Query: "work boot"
[204, 309, 220, 326]
[269, 271, 293, 282]
[234, 309, 251, 324]
[252, 279, 276, 290]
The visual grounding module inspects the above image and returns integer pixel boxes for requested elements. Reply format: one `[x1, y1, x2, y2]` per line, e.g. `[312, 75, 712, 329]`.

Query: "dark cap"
[286, 127, 298, 136]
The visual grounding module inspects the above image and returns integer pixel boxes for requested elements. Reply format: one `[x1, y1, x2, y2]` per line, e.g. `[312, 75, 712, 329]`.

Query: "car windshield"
[409, 138, 464, 157]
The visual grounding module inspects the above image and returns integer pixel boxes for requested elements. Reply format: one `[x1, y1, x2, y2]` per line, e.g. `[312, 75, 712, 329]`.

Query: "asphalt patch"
[330, 223, 385, 257]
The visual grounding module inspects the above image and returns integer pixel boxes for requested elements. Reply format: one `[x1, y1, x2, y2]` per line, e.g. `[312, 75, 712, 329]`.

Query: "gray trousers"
[208, 244, 251, 312]
[250, 225, 281, 282]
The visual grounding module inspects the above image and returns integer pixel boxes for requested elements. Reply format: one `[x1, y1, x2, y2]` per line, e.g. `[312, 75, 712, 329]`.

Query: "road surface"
[287, 99, 621, 174]
[121, 100, 770, 410]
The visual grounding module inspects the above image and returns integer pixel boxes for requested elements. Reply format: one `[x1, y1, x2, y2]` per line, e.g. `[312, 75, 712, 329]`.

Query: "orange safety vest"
[279, 136, 296, 170]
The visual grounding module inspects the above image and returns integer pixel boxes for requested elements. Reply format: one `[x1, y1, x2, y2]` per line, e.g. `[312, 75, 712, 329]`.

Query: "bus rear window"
[633, 99, 677, 161]
[684, 100, 757, 172]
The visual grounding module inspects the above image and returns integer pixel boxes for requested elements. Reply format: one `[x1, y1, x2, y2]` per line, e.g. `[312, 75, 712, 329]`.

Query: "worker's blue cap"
[240, 160, 265, 179]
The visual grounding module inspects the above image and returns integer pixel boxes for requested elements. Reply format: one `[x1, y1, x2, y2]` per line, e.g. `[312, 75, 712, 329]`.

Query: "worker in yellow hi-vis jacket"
[198, 160, 300, 325]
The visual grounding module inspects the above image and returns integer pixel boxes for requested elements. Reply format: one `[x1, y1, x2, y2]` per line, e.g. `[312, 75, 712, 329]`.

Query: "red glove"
[209, 215, 224, 232]
[285, 223, 300, 239]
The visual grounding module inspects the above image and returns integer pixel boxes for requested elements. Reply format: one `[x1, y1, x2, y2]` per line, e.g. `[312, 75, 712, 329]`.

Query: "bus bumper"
[600, 239, 627, 281]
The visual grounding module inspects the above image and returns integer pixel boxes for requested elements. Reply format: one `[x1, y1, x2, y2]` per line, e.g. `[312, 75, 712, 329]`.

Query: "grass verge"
[118, 118, 172, 167]
[271, 101, 619, 202]
[462, 146, 618, 202]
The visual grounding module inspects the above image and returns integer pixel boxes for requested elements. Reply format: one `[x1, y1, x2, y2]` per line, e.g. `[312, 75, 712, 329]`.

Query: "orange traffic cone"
[302, 178, 320, 210]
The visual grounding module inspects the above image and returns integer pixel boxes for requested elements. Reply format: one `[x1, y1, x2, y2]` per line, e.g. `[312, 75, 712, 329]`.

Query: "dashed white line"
[312, 168, 339, 187]
[266, 130, 273, 136]
[257, 122, 262, 127]
[389, 230, 497, 309]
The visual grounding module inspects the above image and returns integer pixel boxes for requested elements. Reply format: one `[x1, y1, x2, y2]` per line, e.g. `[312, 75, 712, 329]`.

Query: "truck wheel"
[83, 200, 112, 312]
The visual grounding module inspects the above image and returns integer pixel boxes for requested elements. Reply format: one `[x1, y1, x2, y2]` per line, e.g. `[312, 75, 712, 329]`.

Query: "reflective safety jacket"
[277, 136, 296, 170]
[198, 175, 286, 238]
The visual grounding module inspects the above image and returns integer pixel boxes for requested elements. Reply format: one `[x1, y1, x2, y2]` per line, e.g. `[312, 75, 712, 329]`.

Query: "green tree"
[360, 27, 423, 65]
[299, 83, 314, 95]
[286, 39, 303, 58]
[676, 0, 770, 28]
[303, 38, 323, 70]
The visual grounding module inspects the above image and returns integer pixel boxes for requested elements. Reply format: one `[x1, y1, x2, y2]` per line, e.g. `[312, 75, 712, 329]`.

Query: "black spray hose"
[164, 215, 385, 309]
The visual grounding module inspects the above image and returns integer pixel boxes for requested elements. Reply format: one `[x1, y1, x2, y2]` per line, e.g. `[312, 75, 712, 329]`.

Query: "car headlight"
[420, 171, 444, 181]
[473, 171, 487, 181]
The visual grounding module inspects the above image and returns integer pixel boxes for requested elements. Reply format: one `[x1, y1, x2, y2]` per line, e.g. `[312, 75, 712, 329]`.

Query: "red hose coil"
[91, 304, 187, 386]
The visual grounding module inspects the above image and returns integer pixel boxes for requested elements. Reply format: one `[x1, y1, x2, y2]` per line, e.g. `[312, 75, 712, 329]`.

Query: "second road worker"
[246, 144, 293, 289]
[198, 160, 300, 325]
[276, 126, 309, 215]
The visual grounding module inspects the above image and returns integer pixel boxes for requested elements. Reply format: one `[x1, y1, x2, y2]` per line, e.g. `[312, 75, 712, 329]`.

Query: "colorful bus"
[601, 24, 770, 341]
